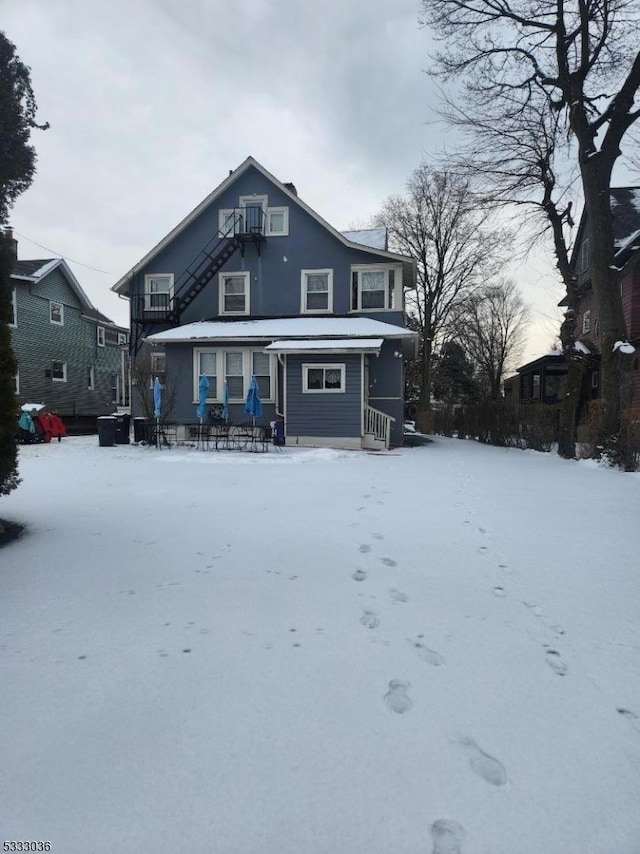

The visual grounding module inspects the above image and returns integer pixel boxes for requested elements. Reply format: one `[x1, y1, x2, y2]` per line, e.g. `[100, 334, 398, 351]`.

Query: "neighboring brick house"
[562, 186, 640, 406]
[511, 187, 640, 407]
[112, 156, 417, 449]
[5, 229, 129, 430]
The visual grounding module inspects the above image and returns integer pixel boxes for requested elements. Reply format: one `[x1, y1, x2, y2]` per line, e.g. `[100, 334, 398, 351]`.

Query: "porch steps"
[363, 404, 395, 450]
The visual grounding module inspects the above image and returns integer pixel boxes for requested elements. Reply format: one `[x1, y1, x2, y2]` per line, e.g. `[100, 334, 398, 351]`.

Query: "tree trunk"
[417, 336, 433, 432]
[580, 161, 627, 461]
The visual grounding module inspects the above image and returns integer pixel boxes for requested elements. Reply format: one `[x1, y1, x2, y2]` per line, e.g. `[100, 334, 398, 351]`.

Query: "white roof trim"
[112, 156, 414, 296]
[265, 338, 383, 354]
[11, 258, 94, 309]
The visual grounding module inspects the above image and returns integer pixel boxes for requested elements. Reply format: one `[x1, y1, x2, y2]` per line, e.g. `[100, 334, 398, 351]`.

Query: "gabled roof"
[11, 256, 124, 329]
[145, 317, 416, 345]
[571, 187, 640, 272]
[11, 257, 93, 309]
[112, 156, 414, 296]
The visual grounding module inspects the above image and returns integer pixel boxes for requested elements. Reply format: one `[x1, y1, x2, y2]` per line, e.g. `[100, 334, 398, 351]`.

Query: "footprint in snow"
[384, 680, 412, 714]
[359, 544, 372, 554]
[492, 586, 506, 598]
[389, 588, 409, 603]
[372, 532, 384, 540]
[360, 611, 380, 629]
[459, 737, 507, 786]
[352, 569, 367, 582]
[431, 819, 466, 854]
[545, 649, 568, 676]
[410, 640, 444, 666]
[381, 557, 397, 567]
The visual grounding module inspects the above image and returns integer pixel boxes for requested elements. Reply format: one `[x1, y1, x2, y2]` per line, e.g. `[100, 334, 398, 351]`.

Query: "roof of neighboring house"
[11, 256, 125, 329]
[11, 259, 56, 279]
[611, 187, 640, 250]
[516, 351, 566, 373]
[145, 317, 416, 344]
[112, 156, 415, 296]
[339, 228, 387, 250]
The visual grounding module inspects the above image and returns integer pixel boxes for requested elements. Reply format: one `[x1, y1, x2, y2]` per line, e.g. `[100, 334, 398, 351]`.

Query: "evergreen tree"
[0, 30, 48, 497]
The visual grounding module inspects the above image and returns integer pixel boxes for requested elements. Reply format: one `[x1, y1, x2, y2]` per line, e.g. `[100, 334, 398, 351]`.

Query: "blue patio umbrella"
[196, 374, 209, 421]
[244, 375, 263, 424]
[222, 380, 230, 422]
[153, 376, 162, 449]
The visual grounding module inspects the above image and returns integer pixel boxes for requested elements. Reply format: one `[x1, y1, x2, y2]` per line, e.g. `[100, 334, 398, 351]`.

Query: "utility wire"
[13, 231, 115, 276]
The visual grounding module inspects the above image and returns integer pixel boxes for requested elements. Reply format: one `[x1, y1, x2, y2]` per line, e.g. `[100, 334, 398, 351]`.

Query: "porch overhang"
[265, 338, 384, 355]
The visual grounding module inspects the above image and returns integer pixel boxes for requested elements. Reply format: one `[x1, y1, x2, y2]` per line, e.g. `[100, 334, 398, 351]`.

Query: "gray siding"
[367, 340, 405, 446]
[130, 165, 406, 327]
[134, 342, 277, 425]
[11, 269, 125, 417]
[286, 354, 362, 438]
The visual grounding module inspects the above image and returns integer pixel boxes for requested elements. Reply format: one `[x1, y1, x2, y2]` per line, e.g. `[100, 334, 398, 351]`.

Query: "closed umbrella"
[153, 376, 162, 449]
[222, 380, 230, 423]
[244, 375, 263, 426]
[196, 374, 209, 447]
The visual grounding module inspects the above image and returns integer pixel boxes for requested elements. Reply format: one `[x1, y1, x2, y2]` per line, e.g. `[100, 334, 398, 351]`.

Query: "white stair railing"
[364, 405, 395, 449]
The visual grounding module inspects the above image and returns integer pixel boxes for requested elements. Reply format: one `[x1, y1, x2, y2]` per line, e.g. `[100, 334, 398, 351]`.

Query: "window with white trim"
[303, 363, 345, 393]
[239, 195, 268, 235]
[582, 310, 591, 334]
[52, 360, 67, 382]
[193, 348, 274, 402]
[219, 209, 239, 237]
[9, 288, 17, 327]
[150, 351, 166, 386]
[88, 366, 95, 390]
[118, 332, 128, 345]
[220, 271, 250, 315]
[267, 207, 289, 236]
[351, 266, 399, 311]
[15, 370, 19, 394]
[50, 301, 64, 325]
[301, 269, 333, 313]
[144, 274, 174, 311]
[225, 351, 244, 399]
[252, 351, 271, 399]
[97, 326, 105, 347]
[111, 374, 120, 404]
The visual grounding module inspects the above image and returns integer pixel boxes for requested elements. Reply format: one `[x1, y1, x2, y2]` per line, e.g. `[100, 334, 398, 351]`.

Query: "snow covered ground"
[1, 436, 639, 854]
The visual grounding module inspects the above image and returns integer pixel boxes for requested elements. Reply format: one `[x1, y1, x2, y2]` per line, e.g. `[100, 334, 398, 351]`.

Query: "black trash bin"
[273, 419, 285, 447]
[97, 416, 116, 447]
[113, 413, 131, 444]
[133, 417, 147, 443]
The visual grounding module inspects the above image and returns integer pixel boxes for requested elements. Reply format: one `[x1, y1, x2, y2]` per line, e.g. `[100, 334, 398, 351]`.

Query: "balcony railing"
[220, 206, 266, 238]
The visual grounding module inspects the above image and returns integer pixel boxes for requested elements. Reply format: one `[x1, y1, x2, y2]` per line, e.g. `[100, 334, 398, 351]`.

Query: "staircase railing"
[364, 404, 395, 449]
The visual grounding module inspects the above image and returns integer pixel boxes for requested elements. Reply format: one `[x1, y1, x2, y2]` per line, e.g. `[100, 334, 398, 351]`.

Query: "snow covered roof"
[146, 317, 416, 344]
[265, 338, 383, 354]
[340, 228, 387, 250]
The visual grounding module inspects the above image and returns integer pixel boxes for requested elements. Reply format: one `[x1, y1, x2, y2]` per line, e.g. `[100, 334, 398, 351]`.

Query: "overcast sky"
[3, 0, 568, 362]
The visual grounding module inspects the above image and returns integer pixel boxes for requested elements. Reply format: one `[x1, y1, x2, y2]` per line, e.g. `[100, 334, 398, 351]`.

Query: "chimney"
[284, 182, 297, 196]
[2, 227, 18, 261]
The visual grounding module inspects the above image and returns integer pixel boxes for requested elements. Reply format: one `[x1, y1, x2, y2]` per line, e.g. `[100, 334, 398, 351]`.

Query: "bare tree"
[132, 349, 180, 434]
[456, 279, 529, 400]
[375, 165, 507, 430]
[421, 0, 640, 461]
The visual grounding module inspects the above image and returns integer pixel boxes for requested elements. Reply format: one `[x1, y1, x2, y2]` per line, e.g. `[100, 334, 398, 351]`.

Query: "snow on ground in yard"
[1, 436, 640, 854]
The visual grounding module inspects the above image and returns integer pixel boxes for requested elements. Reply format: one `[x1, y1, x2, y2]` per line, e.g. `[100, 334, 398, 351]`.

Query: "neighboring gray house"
[6, 230, 129, 430]
[112, 157, 417, 449]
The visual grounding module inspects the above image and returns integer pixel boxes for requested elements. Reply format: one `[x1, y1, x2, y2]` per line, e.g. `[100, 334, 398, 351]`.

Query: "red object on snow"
[33, 412, 67, 442]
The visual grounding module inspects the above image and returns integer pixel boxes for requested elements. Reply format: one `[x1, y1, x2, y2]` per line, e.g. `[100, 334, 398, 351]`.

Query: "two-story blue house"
[112, 157, 416, 449]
